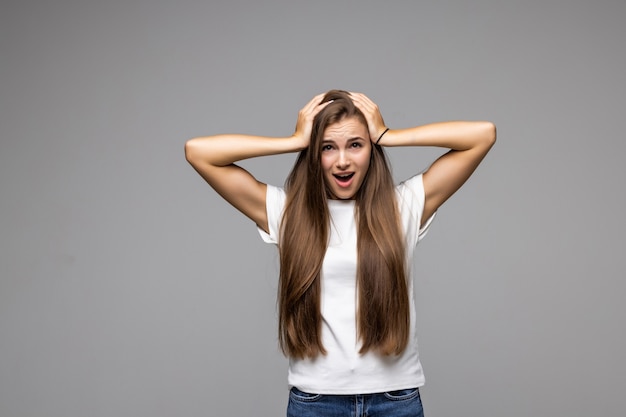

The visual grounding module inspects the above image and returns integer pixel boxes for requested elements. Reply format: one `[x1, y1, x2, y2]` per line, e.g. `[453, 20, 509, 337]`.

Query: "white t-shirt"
[258, 174, 435, 395]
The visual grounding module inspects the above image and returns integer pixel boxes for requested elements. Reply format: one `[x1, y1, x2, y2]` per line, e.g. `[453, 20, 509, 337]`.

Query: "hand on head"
[349, 92, 388, 144]
[293, 91, 387, 149]
[293, 94, 332, 149]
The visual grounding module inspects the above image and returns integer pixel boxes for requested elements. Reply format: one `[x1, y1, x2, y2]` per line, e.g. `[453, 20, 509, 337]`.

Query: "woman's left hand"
[350, 92, 388, 143]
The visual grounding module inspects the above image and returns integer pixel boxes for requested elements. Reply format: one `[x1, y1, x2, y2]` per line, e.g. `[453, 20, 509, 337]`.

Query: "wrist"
[289, 134, 309, 152]
[375, 127, 390, 145]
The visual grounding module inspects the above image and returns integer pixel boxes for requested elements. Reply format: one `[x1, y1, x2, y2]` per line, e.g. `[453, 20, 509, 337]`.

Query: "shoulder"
[396, 173, 426, 202]
[266, 184, 286, 204]
[258, 184, 286, 244]
[395, 173, 427, 223]
[395, 173, 436, 242]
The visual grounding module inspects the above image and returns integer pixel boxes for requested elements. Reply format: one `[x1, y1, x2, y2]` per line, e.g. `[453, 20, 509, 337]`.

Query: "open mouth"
[333, 172, 354, 185]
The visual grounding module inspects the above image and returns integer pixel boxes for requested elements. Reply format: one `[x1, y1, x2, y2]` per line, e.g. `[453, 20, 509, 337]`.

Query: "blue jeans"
[287, 387, 424, 417]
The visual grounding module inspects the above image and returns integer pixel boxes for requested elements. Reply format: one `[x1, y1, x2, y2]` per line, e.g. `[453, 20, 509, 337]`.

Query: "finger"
[350, 92, 372, 104]
[308, 100, 332, 120]
[309, 94, 330, 114]
[350, 93, 376, 113]
[355, 97, 376, 113]
[301, 94, 324, 112]
[353, 99, 376, 119]
[312, 93, 325, 105]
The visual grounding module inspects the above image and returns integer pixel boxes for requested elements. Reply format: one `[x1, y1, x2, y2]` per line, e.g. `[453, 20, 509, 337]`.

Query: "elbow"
[482, 121, 497, 147]
[184, 137, 201, 165]
[185, 136, 225, 168]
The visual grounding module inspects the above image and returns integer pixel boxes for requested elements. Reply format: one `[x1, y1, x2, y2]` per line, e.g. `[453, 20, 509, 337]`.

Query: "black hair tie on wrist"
[375, 128, 390, 145]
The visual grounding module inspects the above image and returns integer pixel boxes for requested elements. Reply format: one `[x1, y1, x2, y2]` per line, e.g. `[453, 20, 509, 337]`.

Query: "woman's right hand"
[292, 93, 331, 149]
[185, 93, 332, 233]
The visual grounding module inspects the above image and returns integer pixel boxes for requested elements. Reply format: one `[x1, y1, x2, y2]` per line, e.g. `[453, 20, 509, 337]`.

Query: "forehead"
[323, 117, 368, 139]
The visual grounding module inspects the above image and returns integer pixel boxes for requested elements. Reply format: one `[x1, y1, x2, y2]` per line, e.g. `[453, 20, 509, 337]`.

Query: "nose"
[336, 150, 350, 169]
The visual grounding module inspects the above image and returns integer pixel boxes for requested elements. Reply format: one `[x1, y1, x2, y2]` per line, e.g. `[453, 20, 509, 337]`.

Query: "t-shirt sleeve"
[397, 173, 436, 246]
[257, 184, 286, 245]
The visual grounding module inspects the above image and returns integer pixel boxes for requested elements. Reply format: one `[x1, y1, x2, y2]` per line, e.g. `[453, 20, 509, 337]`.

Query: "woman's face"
[320, 116, 372, 199]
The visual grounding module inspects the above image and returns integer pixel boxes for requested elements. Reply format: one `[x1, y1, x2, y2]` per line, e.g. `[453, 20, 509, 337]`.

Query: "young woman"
[185, 90, 496, 417]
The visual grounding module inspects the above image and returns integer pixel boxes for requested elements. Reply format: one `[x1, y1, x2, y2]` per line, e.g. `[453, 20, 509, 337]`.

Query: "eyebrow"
[321, 136, 366, 144]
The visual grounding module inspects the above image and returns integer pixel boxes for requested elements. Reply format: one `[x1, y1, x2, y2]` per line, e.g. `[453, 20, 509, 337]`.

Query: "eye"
[322, 144, 333, 151]
[350, 142, 362, 148]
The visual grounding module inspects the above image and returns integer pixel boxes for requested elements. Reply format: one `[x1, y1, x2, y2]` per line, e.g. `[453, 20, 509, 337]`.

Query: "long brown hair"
[278, 90, 409, 359]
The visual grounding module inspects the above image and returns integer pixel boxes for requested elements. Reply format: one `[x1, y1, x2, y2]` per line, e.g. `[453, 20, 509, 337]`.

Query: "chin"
[331, 189, 356, 200]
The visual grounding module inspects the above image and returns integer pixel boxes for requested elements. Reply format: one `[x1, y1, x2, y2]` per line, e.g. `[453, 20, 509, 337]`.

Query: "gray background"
[1, 0, 624, 416]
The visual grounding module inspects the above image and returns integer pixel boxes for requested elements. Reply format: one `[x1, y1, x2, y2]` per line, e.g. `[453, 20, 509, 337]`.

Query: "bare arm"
[185, 94, 330, 233]
[351, 93, 496, 226]
[382, 121, 496, 223]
